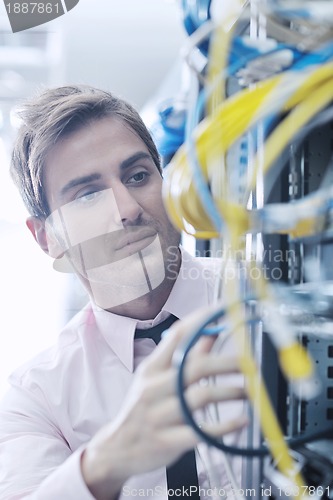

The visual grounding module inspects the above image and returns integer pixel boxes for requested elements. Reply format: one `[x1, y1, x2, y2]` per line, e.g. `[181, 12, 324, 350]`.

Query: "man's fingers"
[138, 354, 243, 408]
[186, 385, 246, 410]
[137, 351, 244, 410]
[181, 384, 245, 423]
[145, 385, 246, 427]
[184, 355, 242, 386]
[200, 415, 249, 437]
[148, 415, 248, 453]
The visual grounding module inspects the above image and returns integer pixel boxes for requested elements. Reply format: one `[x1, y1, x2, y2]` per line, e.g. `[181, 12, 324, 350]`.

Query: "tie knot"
[134, 314, 178, 345]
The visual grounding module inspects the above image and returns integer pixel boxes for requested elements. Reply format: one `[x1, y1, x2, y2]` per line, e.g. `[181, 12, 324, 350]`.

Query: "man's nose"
[112, 183, 143, 226]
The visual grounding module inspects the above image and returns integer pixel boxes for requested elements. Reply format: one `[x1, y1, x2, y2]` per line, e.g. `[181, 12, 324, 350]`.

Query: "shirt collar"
[162, 247, 213, 319]
[90, 247, 216, 373]
[91, 306, 138, 372]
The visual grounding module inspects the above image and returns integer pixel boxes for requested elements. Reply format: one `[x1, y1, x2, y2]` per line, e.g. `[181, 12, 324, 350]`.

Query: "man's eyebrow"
[59, 152, 154, 197]
[119, 151, 153, 171]
[60, 173, 102, 197]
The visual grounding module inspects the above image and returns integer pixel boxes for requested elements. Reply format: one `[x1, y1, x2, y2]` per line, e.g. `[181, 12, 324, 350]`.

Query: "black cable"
[173, 304, 333, 457]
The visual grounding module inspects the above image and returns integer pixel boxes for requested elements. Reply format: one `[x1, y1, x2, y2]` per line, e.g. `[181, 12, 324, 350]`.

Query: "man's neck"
[95, 248, 182, 320]
[106, 280, 176, 320]
[82, 248, 181, 320]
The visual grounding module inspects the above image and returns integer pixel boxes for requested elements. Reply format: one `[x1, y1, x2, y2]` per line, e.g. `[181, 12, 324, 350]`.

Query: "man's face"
[42, 117, 180, 310]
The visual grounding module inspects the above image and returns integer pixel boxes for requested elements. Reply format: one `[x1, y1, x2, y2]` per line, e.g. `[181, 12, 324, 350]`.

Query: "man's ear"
[26, 216, 49, 254]
[26, 216, 64, 258]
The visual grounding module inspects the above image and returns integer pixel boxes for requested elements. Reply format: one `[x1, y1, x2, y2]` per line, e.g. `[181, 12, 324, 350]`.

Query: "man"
[0, 85, 246, 499]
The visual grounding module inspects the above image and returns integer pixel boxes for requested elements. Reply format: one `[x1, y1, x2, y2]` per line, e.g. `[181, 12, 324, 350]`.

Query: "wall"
[0, 0, 186, 396]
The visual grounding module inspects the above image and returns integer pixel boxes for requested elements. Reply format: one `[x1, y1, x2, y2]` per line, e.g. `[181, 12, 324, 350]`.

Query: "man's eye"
[76, 191, 102, 203]
[127, 172, 148, 184]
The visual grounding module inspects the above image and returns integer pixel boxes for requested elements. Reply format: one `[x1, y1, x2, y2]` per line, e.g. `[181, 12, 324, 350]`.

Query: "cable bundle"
[164, 1, 333, 496]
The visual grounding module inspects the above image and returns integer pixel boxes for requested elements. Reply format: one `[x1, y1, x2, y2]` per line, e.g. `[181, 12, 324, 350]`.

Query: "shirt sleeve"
[0, 382, 95, 499]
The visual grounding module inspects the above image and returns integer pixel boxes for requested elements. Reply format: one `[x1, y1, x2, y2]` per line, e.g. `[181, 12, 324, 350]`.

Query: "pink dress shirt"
[0, 249, 244, 499]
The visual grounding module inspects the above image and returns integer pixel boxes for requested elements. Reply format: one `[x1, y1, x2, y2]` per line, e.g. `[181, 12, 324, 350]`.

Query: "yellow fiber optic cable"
[205, 222, 310, 497]
[163, 75, 286, 234]
[164, 63, 333, 237]
[226, 283, 307, 497]
[166, 77, 319, 500]
[206, 0, 247, 113]
[284, 62, 333, 109]
[203, 64, 333, 180]
[220, 269, 310, 497]
[246, 260, 314, 383]
[163, 76, 283, 235]
[164, 16, 331, 497]
[246, 68, 333, 199]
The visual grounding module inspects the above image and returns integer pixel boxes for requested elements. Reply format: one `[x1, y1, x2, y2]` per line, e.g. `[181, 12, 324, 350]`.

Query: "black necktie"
[135, 315, 200, 499]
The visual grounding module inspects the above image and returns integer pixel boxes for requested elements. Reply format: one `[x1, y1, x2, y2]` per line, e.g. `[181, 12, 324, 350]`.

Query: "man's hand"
[81, 305, 247, 500]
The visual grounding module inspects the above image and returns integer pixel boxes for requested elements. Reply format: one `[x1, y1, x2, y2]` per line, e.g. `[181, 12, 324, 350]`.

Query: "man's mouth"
[115, 227, 158, 253]
[61, 226, 159, 271]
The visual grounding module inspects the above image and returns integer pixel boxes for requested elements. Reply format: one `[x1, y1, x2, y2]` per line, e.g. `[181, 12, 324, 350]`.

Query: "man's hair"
[10, 85, 161, 219]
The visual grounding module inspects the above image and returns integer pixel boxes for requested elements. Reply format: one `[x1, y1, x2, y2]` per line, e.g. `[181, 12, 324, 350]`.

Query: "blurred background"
[0, 0, 187, 397]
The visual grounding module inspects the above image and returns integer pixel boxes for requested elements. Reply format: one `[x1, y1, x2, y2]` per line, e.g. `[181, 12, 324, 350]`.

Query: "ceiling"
[0, 0, 187, 109]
